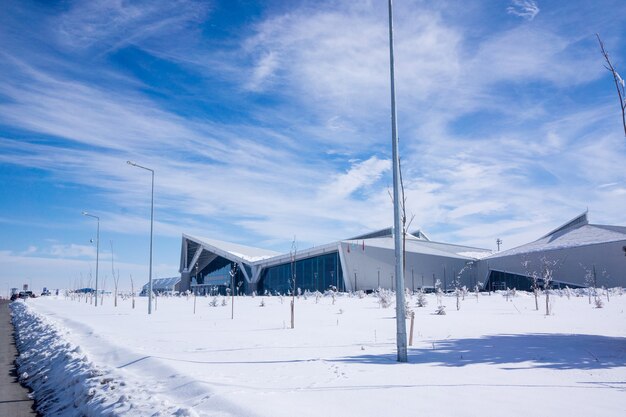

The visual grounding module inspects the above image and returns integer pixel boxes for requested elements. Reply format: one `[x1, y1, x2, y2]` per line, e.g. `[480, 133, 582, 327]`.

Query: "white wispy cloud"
[49, 244, 97, 259]
[507, 0, 540, 21]
[0, 250, 174, 291]
[0, 0, 625, 271]
[56, 0, 210, 53]
[21, 246, 38, 256]
[322, 157, 390, 200]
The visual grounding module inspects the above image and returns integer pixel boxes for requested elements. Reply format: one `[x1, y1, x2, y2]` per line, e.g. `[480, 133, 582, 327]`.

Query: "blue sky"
[1, 0, 625, 293]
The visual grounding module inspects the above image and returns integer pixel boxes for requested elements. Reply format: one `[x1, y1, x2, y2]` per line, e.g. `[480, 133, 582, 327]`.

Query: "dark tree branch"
[597, 33, 626, 137]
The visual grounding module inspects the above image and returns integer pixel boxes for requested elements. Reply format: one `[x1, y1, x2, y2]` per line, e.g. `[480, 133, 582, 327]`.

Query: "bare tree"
[454, 261, 474, 311]
[129, 274, 135, 309]
[399, 158, 416, 282]
[388, 157, 415, 284]
[230, 263, 238, 320]
[290, 237, 297, 329]
[110, 241, 120, 307]
[101, 274, 107, 305]
[540, 257, 557, 316]
[580, 263, 597, 304]
[597, 34, 626, 136]
[521, 257, 540, 311]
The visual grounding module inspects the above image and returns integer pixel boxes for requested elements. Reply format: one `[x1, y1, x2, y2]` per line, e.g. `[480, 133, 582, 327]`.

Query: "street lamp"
[82, 211, 99, 307]
[127, 160, 155, 315]
[388, 0, 407, 362]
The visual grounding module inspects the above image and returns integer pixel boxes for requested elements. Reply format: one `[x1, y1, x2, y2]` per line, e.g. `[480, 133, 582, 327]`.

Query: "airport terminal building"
[178, 212, 626, 295]
[179, 228, 491, 295]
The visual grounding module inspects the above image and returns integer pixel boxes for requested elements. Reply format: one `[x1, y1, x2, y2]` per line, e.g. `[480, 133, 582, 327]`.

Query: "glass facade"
[258, 251, 343, 295]
[486, 270, 533, 291]
[193, 256, 248, 295]
[486, 269, 581, 291]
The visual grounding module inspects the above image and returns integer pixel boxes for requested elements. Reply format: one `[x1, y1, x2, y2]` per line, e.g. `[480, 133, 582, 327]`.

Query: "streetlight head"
[82, 211, 88, 216]
[127, 160, 134, 166]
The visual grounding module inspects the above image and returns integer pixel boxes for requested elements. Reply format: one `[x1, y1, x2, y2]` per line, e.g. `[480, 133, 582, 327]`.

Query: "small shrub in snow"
[474, 282, 482, 302]
[594, 297, 604, 309]
[221, 297, 227, 307]
[324, 289, 337, 305]
[435, 305, 446, 315]
[377, 289, 394, 308]
[434, 279, 443, 306]
[357, 290, 366, 299]
[405, 301, 413, 318]
[209, 297, 219, 307]
[416, 290, 427, 307]
[259, 298, 265, 307]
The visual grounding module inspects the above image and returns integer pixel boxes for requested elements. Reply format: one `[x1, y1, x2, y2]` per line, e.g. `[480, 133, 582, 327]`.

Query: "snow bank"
[11, 300, 199, 417]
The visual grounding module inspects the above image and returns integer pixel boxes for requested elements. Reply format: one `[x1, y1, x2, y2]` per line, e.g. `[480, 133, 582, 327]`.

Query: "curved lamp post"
[82, 211, 99, 306]
[127, 160, 155, 315]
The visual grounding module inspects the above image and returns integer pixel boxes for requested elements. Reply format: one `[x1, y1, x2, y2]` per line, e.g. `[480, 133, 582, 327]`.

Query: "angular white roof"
[142, 276, 180, 290]
[344, 237, 491, 260]
[184, 234, 281, 263]
[487, 213, 626, 259]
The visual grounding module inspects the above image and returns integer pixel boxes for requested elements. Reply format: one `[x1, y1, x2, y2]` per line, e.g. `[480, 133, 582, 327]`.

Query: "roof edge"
[540, 210, 588, 239]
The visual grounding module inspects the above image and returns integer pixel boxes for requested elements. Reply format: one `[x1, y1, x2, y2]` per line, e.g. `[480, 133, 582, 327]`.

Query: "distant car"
[10, 293, 19, 301]
[18, 291, 35, 299]
[41, 289, 51, 296]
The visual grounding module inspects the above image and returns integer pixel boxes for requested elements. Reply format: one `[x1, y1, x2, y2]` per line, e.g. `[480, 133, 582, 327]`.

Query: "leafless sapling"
[597, 34, 626, 137]
[129, 274, 135, 309]
[387, 157, 416, 286]
[454, 262, 474, 310]
[474, 281, 482, 302]
[601, 269, 610, 302]
[101, 274, 107, 306]
[521, 257, 540, 310]
[580, 263, 597, 304]
[435, 279, 443, 307]
[230, 263, 238, 319]
[110, 241, 120, 307]
[539, 257, 558, 316]
[290, 237, 297, 329]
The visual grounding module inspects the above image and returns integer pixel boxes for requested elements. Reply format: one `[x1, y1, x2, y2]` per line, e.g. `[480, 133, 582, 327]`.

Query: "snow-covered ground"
[11, 290, 626, 417]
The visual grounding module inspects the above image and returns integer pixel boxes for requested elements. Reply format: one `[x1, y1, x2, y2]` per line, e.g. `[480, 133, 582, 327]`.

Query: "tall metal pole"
[82, 212, 100, 307]
[388, 0, 408, 363]
[127, 161, 155, 315]
[149, 168, 154, 314]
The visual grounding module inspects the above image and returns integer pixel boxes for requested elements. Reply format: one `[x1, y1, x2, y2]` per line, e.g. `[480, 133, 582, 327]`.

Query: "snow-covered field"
[11, 290, 626, 417]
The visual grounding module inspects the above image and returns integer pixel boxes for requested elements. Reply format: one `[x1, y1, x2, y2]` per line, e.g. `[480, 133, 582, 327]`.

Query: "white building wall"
[477, 240, 626, 288]
[339, 242, 478, 292]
